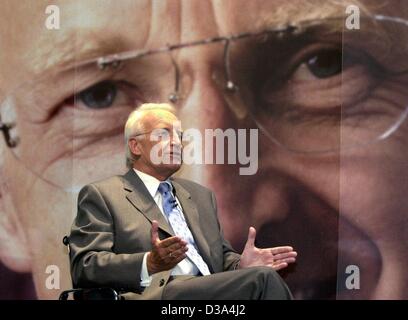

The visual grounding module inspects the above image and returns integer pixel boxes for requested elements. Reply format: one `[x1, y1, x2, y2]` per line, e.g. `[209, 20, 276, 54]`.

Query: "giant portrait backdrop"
[0, 0, 407, 300]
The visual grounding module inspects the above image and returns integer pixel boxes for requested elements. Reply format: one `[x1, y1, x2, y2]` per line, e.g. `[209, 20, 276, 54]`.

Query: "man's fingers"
[273, 252, 297, 260]
[270, 257, 296, 268]
[172, 253, 187, 265]
[160, 236, 187, 248]
[170, 246, 189, 258]
[280, 257, 296, 264]
[272, 262, 288, 271]
[151, 222, 187, 248]
[270, 246, 294, 255]
[163, 249, 187, 265]
[244, 226, 256, 249]
[165, 241, 188, 252]
[150, 220, 159, 245]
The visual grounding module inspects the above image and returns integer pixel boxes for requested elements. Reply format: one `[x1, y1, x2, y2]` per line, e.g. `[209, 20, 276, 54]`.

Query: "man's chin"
[160, 162, 182, 176]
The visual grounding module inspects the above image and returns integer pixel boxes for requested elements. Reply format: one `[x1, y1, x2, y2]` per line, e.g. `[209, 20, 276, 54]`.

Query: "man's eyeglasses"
[132, 128, 184, 141]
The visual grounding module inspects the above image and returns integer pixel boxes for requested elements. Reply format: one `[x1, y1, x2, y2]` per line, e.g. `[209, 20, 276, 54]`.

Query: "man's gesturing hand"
[238, 227, 297, 271]
[147, 220, 188, 275]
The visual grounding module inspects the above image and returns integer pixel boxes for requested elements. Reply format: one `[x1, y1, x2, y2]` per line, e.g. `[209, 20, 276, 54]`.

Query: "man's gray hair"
[124, 103, 176, 169]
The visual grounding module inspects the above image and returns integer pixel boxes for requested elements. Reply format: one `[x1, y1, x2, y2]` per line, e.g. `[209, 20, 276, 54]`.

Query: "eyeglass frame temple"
[223, 39, 238, 93]
[0, 116, 18, 148]
[131, 129, 184, 140]
[167, 49, 181, 103]
[91, 23, 303, 69]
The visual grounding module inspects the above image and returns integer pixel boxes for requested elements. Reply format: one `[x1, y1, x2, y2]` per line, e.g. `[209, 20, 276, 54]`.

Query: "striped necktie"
[158, 181, 210, 276]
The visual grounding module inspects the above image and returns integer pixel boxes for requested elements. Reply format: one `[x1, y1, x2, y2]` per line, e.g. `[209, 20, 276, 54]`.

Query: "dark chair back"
[59, 236, 120, 300]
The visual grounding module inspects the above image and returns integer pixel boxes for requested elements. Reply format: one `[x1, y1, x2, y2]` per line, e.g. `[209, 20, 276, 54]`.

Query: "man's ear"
[0, 170, 31, 272]
[128, 138, 141, 156]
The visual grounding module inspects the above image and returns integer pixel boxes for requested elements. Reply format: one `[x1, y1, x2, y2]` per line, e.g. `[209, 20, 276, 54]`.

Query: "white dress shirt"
[134, 169, 200, 287]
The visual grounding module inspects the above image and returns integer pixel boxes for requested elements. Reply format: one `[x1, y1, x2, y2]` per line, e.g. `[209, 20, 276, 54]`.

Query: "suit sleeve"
[69, 184, 145, 292]
[210, 191, 241, 271]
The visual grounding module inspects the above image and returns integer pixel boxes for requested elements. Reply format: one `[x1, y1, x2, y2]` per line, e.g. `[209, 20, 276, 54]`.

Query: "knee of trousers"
[251, 267, 289, 289]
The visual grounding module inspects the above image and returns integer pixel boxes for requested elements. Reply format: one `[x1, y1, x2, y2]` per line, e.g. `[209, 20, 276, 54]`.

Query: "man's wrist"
[146, 252, 157, 275]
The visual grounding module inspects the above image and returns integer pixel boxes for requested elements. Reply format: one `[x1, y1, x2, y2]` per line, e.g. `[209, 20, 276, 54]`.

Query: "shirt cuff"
[140, 252, 153, 287]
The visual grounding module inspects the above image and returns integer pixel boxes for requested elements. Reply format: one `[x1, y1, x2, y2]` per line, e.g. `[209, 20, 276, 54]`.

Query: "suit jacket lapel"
[170, 179, 214, 273]
[123, 169, 174, 237]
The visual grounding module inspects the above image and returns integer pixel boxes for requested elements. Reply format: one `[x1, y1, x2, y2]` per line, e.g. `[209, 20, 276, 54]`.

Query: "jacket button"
[159, 279, 165, 287]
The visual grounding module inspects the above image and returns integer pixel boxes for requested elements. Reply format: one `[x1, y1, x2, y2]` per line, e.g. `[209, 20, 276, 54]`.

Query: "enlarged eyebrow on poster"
[0, 1, 407, 303]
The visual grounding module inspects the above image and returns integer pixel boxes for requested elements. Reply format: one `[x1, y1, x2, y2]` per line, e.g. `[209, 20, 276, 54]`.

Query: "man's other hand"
[239, 227, 297, 271]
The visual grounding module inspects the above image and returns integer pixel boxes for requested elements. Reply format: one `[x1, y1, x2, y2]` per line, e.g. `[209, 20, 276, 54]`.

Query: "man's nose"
[174, 56, 253, 184]
[179, 67, 247, 133]
[170, 132, 182, 146]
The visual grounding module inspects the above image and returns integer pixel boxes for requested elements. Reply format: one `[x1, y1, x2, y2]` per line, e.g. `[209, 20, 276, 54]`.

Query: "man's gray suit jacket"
[69, 169, 241, 299]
